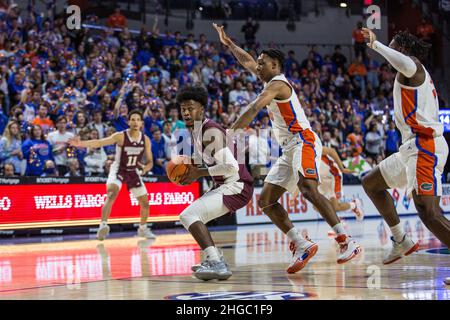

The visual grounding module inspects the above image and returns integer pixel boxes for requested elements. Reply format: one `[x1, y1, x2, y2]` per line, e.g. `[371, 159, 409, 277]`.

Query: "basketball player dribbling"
[214, 23, 362, 273]
[69, 110, 156, 240]
[176, 85, 253, 281]
[361, 28, 450, 264]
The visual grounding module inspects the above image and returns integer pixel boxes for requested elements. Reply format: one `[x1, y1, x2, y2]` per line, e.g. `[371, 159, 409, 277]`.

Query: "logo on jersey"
[420, 183, 433, 192]
[306, 168, 316, 176]
[165, 291, 313, 300]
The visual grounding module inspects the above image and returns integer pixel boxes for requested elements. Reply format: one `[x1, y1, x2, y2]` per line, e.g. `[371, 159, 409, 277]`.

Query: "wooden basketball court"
[0, 215, 449, 300]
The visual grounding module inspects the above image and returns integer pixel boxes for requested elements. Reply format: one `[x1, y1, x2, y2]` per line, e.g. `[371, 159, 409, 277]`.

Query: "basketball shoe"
[194, 260, 232, 281]
[191, 249, 224, 272]
[383, 234, 419, 264]
[96, 223, 110, 241]
[335, 234, 362, 264]
[287, 237, 319, 273]
[137, 225, 156, 239]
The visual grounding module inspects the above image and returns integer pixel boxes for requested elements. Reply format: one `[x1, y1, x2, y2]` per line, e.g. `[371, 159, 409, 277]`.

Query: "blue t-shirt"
[386, 129, 400, 152]
[144, 117, 163, 138]
[180, 54, 197, 73]
[151, 138, 166, 175]
[113, 116, 129, 132]
[22, 139, 54, 176]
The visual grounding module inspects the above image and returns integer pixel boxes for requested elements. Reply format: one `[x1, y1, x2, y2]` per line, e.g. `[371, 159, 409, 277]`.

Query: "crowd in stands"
[0, 3, 447, 182]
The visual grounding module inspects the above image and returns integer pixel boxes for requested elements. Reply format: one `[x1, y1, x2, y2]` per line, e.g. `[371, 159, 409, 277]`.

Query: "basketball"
[166, 155, 192, 185]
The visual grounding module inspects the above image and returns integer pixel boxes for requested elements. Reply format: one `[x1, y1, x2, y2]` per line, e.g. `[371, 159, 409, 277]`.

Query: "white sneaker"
[137, 226, 156, 239]
[97, 224, 110, 241]
[383, 234, 419, 265]
[286, 238, 318, 274]
[335, 234, 362, 264]
[352, 199, 364, 221]
[191, 249, 225, 272]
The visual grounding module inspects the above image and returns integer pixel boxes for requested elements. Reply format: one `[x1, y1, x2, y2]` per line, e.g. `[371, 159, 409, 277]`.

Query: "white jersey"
[393, 66, 443, 143]
[265, 74, 311, 149]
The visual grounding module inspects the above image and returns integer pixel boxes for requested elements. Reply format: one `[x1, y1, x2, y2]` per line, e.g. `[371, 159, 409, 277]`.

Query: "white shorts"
[379, 135, 448, 197]
[106, 170, 148, 198]
[179, 181, 252, 228]
[318, 160, 343, 200]
[265, 129, 322, 195]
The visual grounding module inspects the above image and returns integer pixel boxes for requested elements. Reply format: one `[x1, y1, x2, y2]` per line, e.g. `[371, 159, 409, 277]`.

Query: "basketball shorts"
[379, 135, 448, 197]
[265, 129, 322, 195]
[179, 181, 253, 228]
[107, 168, 147, 198]
[318, 161, 343, 200]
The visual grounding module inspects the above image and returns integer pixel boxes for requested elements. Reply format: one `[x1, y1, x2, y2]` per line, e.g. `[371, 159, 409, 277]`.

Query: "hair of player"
[176, 84, 208, 107]
[393, 31, 431, 61]
[128, 109, 143, 120]
[261, 49, 285, 71]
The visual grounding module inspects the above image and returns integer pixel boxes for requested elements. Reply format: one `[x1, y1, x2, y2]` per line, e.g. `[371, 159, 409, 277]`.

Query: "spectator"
[247, 124, 270, 180]
[0, 121, 23, 175]
[103, 126, 117, 159]
[348, 55, 367, 93]
[416, 18, 435, 43]
[346, 124, 363, 157]
[241, 17, 259, 47]
[151, 126, 167, 175]
[364, 123, 383, 162]
[229, 80, 250, 104]
[47, 116, 75, 176]
[22, 125, 54, 176]
[64, 158, 82, 177]
[352, 21, 366, 59]
[88, 109, 108, 139]
[107, 8, 127, 29]
[31, 105, 54, 134]
[201, 58, 215, 85]
[162, 121, 176, 160]
[41, 159, 59, 177]
[331, 45, 347, 71]
[3, 162, 15, 177]
[84, 129, 107, 176]
[385, 120, 400, 158]
[167, 104, 186, 132]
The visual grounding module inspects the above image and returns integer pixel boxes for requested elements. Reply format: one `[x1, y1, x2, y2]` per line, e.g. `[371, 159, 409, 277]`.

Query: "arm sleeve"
[372, 41, 417, 77]
[207, 147, 239, 177]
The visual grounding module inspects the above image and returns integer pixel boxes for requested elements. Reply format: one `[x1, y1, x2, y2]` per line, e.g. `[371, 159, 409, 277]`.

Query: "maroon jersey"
[193, 119, 253, 212]
[113, 130, 146, 190]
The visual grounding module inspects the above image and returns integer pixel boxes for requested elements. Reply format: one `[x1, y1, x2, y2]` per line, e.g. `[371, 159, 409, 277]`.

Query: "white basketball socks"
[287, 228, 308, 246]
[332, 223, 346, 235]
[390, 223, 405, 243]
[204, 246, 221, 262]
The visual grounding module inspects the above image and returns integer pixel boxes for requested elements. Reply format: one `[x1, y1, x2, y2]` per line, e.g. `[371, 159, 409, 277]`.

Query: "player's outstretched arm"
[213, 23, 257, 74]
[230, 82, 280, 130]
[362, 28, 418, 78]
[69, 132, 122, 149]
[322, 146, 353, 175]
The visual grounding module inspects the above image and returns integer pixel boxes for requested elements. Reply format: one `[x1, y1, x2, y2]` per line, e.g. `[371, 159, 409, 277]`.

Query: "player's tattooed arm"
[138, 135, 154, 175]
[213, 23, 257, 74]
[69, 132, 123, 149]
[230, 82, 280, 130]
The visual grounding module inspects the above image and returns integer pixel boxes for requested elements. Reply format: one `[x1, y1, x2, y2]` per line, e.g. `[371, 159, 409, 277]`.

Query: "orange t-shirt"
[32, 117, 55, 133]
[346, 133, 363, 156]
[352, 29, 365, 43]
[348, 63, 367, 77]
[107, 14, 127, 28]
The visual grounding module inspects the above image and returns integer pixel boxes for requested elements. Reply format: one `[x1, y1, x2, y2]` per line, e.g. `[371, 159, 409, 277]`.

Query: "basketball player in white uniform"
[362, 29, 450, 265]
[214, 23, 362, 273]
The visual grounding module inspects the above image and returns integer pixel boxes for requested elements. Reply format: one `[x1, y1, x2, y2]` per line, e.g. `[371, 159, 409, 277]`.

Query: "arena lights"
[340, 2, 348, 8]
